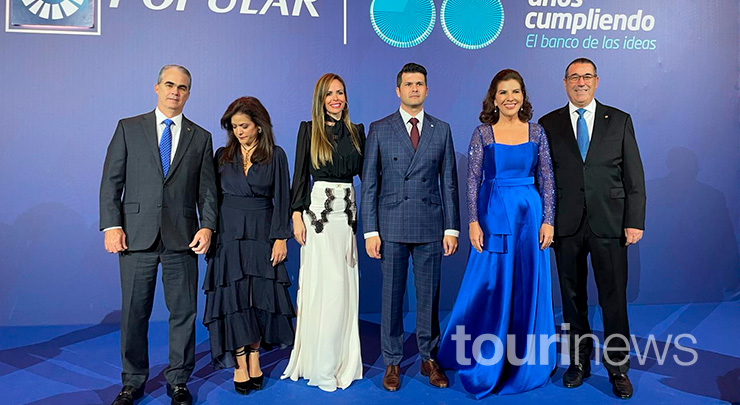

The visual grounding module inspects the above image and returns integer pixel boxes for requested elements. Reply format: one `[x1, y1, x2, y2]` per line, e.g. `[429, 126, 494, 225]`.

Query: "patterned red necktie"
[409, 117, 420, 150]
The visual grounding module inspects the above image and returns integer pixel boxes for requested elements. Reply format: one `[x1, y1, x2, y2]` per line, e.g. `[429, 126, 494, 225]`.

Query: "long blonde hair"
[310, 73, 362, 169]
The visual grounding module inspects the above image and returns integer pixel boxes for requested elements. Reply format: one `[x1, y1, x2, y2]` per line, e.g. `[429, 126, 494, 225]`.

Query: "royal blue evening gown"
[438, 123, 556, 398]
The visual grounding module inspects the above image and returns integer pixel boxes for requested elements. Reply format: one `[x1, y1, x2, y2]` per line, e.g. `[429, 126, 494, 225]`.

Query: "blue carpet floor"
[1, 302, 738, 404]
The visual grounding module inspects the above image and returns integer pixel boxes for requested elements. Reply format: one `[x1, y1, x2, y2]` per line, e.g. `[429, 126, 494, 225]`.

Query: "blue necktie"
[160, 118, 173, 177]
[576, 108, 589, 161]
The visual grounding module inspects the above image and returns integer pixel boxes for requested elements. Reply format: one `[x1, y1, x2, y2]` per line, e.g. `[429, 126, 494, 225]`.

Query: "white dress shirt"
[568, 98, 596, 141]
[364, 107, 459, 239]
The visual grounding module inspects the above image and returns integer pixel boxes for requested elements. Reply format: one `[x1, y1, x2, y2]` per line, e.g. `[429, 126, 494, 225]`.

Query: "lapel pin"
[604, 115, 609, 119]
[187, 127, 191, 131]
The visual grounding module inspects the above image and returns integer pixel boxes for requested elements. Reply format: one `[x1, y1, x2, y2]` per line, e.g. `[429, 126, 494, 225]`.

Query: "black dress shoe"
[233, 379, 251, 395]
[166, 384, 193, 405]
[563, 363, 591, 388]
[111, 385, 144, 405]
[249, 374, 264, 391]
[609, 373, 633, 399]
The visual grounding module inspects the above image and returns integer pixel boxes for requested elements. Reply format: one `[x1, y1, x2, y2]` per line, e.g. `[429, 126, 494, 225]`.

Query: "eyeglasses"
[566, 74, 597, 83]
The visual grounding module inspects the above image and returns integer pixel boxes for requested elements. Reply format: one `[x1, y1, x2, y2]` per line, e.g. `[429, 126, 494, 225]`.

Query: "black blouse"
[215, 145, 292, 240]
[290, 119, 366, 212]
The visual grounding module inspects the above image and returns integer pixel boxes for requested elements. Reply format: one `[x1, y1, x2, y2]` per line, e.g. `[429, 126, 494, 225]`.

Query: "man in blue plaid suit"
[361, 63, 460, 391]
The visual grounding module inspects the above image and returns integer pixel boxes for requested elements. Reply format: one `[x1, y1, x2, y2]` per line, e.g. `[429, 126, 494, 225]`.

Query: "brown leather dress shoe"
[383, 365, 401, 391]
[420, 359, 448, 388]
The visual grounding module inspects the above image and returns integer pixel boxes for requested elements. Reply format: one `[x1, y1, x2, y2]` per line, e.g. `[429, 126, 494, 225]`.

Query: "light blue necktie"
[160, 118, 173, 177]
[576, 108, 589, 161]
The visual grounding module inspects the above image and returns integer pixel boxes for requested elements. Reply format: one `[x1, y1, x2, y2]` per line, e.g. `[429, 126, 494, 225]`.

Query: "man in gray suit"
[361, 62, 460, 392]
[100, 65, 217, 405]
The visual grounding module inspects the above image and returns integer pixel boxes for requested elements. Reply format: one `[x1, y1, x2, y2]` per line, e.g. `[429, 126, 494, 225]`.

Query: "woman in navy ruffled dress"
[203, 97, 295, 395]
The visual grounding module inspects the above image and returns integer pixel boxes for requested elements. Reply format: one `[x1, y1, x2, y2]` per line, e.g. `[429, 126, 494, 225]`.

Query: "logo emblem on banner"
[6, 0, 100, 35]
[370, 0, 436, 48]
[370, 0, 504, 49]
[441, 0, 504, 50]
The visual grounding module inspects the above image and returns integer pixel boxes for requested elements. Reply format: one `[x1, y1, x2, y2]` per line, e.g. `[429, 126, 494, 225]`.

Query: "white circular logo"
[21, 0, 83, 20]
[370, 0, 436, 48]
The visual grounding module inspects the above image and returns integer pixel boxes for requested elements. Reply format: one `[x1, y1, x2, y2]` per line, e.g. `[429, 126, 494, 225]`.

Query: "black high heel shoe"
[248, 346, 264, 391]
[233, 348, 251, 395]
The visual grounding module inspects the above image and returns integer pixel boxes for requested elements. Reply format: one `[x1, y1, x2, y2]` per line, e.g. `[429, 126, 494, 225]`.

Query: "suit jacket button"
[422, 178, 427, 182]
[422, 198, 426, 202]
[580, 188, 584, 191]
[157, 203, 162, 208]
[404, 196, 409, 200]
[394, 157, 398, 161]
[404, 177, 409, 181]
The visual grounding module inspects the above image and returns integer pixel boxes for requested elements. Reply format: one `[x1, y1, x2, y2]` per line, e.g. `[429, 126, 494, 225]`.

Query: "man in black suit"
[100, 65, 218, 405]
[539, 58, 646, 399]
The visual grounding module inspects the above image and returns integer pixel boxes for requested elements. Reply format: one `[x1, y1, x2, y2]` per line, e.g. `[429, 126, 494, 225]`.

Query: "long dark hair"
[479, 69, 533, 124]
[219, 96, 275, 167]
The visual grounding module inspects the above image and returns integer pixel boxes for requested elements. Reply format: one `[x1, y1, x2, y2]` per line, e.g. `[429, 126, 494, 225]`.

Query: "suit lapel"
[586, 101, 609, 163]
[142, 111, 164, 179]
[166, 116, 194, 182]
[407, 114, 435, 175]
[556, 105, 582, 161]
[391, 111, 416, 159]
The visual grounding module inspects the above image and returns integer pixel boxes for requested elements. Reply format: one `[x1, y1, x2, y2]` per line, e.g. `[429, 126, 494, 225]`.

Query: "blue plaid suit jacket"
[361, 111, 460, 243]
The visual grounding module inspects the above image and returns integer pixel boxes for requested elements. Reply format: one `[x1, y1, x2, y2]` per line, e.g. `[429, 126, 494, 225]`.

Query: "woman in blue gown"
[438, 69, 556, 398]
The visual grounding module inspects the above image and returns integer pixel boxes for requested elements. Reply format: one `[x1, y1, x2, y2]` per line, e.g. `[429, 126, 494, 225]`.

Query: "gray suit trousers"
[118, 237, 198, 389]
[380, 241, 442, 365]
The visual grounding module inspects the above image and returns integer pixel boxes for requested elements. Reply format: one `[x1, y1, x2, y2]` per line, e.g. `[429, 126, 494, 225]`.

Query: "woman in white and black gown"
[281, 73, 365, 392]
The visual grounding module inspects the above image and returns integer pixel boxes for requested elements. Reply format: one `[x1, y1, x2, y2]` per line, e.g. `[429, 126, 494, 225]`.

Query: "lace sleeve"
[467, 126, 484, 223]
[533, 123, 555, 225]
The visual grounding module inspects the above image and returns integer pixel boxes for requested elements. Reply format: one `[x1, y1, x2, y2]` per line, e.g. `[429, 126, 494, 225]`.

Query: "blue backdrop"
[0, 0, 738, 326]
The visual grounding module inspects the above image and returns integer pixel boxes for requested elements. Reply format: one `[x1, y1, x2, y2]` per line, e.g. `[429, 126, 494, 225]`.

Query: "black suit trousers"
[555, 213, 630, 374]
[118, 235, 198, 389]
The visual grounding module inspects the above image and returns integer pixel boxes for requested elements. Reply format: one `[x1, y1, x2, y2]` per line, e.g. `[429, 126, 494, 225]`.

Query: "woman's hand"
[469, 222, 484, 253]
[539, 223, 554, 250]
[271, 239, 287, 265]
[292, 211, 306, 246]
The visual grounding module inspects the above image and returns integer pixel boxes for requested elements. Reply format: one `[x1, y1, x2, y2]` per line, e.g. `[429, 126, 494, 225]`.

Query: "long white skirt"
[281, 181, 363, 391]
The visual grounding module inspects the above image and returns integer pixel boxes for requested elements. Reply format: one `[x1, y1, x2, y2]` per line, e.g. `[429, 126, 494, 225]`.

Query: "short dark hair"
[219, 97, 275, 167]
[157, 64, 192, 90]
[564, 58, 597, 78]
[479, 69, 533, 125]
[396, 62, 428, 88]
